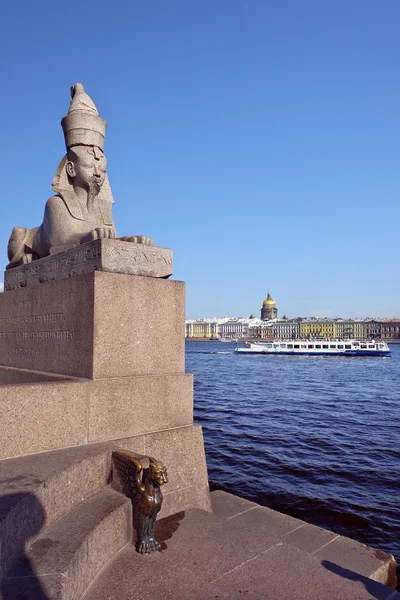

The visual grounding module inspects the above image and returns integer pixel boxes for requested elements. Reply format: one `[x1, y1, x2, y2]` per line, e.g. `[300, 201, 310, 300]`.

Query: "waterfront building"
[185, 318, 221, 339]
[248, 319, 275, 339]
[218, 318, 255, 339]
[381, 319, 400, 340]
[334, 319, 366, 339]
[364, 319, 382, 339]
[299, 318, 335, 339]
[261, 292, 278, 321]
[272, 319, 300, 339]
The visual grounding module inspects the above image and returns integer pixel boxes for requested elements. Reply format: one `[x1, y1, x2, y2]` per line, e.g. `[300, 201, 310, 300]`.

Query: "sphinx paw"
[118, 235, 154, 246]
[22, 253, 34, 264]
[85, 227, 115, 242]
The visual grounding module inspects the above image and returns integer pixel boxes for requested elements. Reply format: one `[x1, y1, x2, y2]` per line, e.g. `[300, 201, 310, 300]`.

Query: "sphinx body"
[7, 83, 152, 270]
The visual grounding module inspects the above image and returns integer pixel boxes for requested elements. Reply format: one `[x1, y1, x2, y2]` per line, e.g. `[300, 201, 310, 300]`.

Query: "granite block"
[0, 374, 193, 459]
[87, 374, 193, 443]
[210, 489, 259, 519]
[0, 271, 185, 378]
[0, 274, 95, 378]
[314, 534, 398, 587]
[0, 365, 74, 385]
[143, 425, 212, 514]
[92, 272, 185, 378]
[0, 380, 87, 460]
[4, 238, 173, 291]
[283, 520, 339, 554]
[162, 482, 211, 517]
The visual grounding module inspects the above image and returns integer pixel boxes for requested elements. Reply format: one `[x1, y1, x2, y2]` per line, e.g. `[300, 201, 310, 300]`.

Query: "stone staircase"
[0, 443, 131, 599]
[1, 447, 398, 600]
[0, 437, 207, 600]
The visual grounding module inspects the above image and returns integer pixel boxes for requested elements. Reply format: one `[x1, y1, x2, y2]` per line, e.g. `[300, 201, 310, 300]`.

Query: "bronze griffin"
[112, 450, 168, 554]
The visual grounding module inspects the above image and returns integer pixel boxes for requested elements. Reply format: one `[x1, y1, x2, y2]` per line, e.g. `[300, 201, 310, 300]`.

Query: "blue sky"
[1, 1, 399, 318]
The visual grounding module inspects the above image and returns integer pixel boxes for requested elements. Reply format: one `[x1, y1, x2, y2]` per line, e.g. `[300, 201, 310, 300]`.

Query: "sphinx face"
[66, 146, 107, 196]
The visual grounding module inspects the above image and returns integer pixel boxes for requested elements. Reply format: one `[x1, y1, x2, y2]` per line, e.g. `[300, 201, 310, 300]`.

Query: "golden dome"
[263, 292, 275, 306]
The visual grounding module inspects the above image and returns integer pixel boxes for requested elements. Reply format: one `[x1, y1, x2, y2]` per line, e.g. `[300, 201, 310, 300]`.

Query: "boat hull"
[235, 348, 390, 357]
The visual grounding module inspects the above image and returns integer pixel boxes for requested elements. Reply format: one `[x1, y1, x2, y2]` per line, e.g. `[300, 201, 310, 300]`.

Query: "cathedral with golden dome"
[261, 292, 278, 321]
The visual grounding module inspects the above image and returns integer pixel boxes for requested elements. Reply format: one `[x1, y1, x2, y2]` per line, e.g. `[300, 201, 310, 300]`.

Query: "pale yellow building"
[299, 319, 335, 338]
[185, 319, 220, 339]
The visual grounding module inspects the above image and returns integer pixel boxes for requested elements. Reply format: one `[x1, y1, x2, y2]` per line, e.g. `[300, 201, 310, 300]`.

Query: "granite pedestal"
[0, 270, 184, 379]
[0, 248, 211, 519]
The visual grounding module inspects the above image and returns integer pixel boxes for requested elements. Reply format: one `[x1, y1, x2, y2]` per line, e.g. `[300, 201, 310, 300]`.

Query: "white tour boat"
[235, 339, 391, 357]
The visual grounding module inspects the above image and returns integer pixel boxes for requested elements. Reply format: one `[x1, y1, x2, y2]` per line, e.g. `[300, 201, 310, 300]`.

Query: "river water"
[187, 341, 400, 577]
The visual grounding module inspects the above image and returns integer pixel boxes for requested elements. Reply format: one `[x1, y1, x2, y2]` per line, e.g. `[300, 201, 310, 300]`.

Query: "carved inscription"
[0, 312, 65, 326]
[13, 348, 41, 357]
[18, 299, 39, 309]
[0, 308, 74, 369]
[4, 244, 101, 290]
[130, 250, 172, 266]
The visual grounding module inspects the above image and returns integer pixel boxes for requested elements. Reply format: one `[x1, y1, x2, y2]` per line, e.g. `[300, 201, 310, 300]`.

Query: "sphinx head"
[66, 145, 107, 199]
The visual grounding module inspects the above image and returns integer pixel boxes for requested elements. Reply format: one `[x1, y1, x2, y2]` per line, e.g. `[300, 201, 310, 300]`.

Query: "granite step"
[0, 441, 116, 581]
[1, 487, 132, 600]
[82, 491, 399, 600]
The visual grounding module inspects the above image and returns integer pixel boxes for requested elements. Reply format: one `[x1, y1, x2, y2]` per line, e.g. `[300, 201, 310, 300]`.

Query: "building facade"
[364, 320, 382, 339]
[272, 320, 300, 339]
[381, 320, 400, 340]
[218, 318, 252, 339]
[299, 319, 336, 339]
[185, 319, 220, 339]
[248, 320, 274, 339]
[335, 320, 365, 339]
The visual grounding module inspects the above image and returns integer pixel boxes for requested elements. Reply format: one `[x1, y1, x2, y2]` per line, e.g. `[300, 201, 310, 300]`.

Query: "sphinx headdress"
[51, 83, 114, 223]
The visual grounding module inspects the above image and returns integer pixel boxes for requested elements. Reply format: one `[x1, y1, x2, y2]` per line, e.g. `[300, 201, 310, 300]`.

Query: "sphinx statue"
[6, 83, 153, 270]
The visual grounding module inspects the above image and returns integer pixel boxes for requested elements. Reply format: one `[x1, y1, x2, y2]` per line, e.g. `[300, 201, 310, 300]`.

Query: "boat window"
[361, 344, 367, 349]
[280, 343, 286, 348]
[322, 344, 329, 349]
[287, 344, 293, 349]
[338, 344, 344, 349]
[353, 342, 360, 346]
[379, 344, 384, 348]
[330, 344, 336, 349]
[273, 344, 279, 348]
[266, 344, 272, 348]
[345, 344, 351, 349]
[301, 344, 306, 348]
[315, 344, 321, 348]
[294, 344, 299, 349]
[368, 345, 374, 349]
[308, 344, 314, 349]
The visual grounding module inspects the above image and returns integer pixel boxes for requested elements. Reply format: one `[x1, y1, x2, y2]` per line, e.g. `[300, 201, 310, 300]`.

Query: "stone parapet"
[4, 239, 173, 291]
[0, 271, 185, 378]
